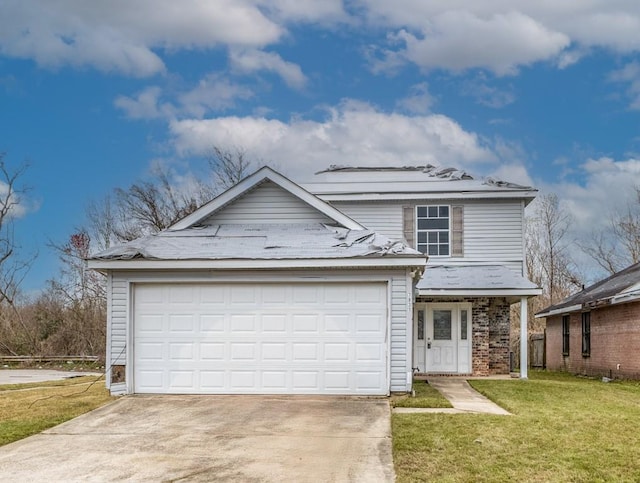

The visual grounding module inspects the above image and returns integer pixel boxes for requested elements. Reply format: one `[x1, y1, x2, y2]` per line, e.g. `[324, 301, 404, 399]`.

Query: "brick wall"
[418, 296, 511, 376]
[545, 301, 640, 379]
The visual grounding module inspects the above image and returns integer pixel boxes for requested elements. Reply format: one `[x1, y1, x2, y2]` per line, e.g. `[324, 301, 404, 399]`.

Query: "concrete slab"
[0, 395, 395, 482]
[0, 369, 102, 385]
[427, 378, 511, 415]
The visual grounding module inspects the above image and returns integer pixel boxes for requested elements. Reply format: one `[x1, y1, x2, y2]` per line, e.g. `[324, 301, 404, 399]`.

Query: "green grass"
[0, 376, 114, 446]
[393, 371, 640, 482]
[392, 379, 452, 408]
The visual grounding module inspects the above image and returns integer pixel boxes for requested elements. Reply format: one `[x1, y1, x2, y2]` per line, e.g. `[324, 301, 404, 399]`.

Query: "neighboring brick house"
[537, 262, 640, 379]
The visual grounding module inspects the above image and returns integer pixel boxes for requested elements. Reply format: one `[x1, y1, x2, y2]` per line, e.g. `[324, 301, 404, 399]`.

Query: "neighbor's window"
[582, 312, 591, 357]
[416, 205, 450, 256]
[562, 315, 570, 356]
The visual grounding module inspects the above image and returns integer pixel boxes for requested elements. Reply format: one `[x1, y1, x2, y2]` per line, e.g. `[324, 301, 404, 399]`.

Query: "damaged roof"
[90, 223, 424, 263]
[417, 265, 541, 297]
[536, 262, 640, 318]
[304, 164, 536, 202]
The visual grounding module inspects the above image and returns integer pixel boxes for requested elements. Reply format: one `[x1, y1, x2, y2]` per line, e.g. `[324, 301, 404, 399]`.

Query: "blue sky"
[2, 1, 640, 292]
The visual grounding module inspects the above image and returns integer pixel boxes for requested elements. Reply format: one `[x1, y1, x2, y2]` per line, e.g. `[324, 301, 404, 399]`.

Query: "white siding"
[203, 181, 333, 225]
[330, 199, 524, 272]
[107, 269, 412, 395]
[331, 202, 403, 239]
[110, 277, 128, 366]
[463, 201, 523, 264]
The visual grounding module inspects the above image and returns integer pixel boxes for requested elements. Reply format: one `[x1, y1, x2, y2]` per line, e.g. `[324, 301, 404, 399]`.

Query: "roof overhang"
[314, 191, 537, 203]
[88, 256, 427, 273]
[418, 288, 542, 297]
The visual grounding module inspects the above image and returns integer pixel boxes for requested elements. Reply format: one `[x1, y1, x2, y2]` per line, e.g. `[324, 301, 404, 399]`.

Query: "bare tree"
[580, 187, 640, 275]
[0, 154, 37, 354]
[207, 146, 256, 192]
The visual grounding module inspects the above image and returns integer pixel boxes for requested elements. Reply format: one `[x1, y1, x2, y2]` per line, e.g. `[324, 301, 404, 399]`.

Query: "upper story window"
[416, 205, 450, 256]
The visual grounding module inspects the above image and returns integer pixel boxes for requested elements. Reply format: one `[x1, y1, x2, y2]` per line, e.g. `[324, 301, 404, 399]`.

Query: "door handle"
[427, 338, 431, 349]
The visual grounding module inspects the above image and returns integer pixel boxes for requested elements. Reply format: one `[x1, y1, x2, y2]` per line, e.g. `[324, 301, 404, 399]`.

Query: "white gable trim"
[418, 288, 542, 297]
[170, 167, 364, 231]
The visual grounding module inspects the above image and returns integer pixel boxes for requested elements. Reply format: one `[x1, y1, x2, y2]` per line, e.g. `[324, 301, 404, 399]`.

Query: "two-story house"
[89, 165, 541, 396]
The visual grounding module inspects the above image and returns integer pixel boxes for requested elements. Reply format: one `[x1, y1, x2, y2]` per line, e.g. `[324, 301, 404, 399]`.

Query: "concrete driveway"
[0, 395, 394, 482]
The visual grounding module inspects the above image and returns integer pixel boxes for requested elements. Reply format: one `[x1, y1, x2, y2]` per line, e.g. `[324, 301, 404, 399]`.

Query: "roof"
[88, 223, 427, 271]
[171, 166, 364, 231]
[417, 265, 542, 297]
[536, 262, 640, 318]
[303, 164, 537, 204]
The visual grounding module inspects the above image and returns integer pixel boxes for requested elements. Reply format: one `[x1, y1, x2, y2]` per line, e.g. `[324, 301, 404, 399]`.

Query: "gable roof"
[171, 166, 364, 231]
[536, 262, 640, 318]
[303, 165, 537, 203]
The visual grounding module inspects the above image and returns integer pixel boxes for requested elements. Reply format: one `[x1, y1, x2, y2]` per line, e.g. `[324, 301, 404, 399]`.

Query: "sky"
[2, 1, 640, 293]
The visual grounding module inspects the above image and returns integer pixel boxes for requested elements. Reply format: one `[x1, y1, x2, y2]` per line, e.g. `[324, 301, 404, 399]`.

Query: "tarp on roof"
[91, 223, 424, 261]
[537, 262, 640, 317]
[417, 265, 540, 293]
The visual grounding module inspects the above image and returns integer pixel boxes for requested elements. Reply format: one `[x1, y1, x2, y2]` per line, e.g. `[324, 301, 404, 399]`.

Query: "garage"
[133, 282, 389, 395]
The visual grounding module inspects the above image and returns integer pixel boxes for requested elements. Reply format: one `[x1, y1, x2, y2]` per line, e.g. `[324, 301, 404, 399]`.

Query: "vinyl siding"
[330, 199, 524, 272]
[110, 277, 128, 366]
[331, 202, 403, 239]
[203, 181, 333, 225]
[107, 269, 413, 394]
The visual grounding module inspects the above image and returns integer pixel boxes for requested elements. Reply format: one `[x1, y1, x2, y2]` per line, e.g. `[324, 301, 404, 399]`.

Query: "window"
[562, 315, 570, 356]
[417, 310, 424, 340]
[582, 312, 591, 357]
[460, 309, 468, 340]
[416, 205, 450, 256]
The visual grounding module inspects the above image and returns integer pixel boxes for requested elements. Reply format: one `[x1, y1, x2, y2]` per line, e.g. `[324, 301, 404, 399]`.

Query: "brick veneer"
[418, 296, 511, 376]
[546, 300, 640, 379]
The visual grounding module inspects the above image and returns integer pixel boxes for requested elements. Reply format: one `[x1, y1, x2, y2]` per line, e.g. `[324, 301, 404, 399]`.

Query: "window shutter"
[451, 205, 464, 257]
[402, 206, 415, 248]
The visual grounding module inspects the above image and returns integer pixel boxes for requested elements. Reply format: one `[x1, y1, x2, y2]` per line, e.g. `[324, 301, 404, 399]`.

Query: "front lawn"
[392, 379, 452, 408]
[393, 371, 640, 482]
[0, 376, 114, 446]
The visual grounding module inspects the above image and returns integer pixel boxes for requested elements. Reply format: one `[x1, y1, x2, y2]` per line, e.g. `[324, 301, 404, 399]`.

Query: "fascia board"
[88, 256, 428, 271]
[534, 304, 582, 319]
[315, 191, 538, 202]
[418, 288, 543, 297]
[170, 167, 364, 231]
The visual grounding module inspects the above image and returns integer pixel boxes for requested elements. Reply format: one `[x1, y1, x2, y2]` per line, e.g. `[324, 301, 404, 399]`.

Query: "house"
[89, 165, 541, 396]
[537, 262, 640, 379]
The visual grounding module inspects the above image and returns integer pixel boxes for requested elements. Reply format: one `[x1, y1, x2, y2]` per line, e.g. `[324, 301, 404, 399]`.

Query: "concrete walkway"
[394, 377, 511, 415]
[0, 369, 102, 385]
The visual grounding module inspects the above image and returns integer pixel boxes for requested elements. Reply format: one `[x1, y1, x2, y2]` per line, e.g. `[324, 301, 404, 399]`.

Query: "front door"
[413, 303, 471, 374]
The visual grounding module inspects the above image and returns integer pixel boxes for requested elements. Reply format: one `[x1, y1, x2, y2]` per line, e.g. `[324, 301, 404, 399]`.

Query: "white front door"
[413, 303, 472, 374]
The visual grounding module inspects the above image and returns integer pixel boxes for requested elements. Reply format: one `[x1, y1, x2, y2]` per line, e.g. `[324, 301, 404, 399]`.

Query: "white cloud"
[115, 76, 254, 120]
[396, 82, 435, 114]
[229, 49, 307, 89]
[356, 2, 640, 74]
[609, 61, 640, 110]
[168, 100, 497, 179]
[0, 0, 283, 76]
[390, 11, 569, 76]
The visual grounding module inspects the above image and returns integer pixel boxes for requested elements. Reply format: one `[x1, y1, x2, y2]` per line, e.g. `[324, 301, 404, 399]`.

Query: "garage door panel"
[134, 283, 388, 395]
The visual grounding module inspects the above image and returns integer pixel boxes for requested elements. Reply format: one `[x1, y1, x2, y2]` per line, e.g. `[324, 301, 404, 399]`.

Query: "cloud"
[168, 100, 497, 179]
[461, 77, 516, 108]
[357, 2, 640, 74]
[396, 82, 435, 114]
[115, 76, 254, 120]
[0, 0, 284, 76]
[609, 61, 640, 110]
[229, 49, 307, 89]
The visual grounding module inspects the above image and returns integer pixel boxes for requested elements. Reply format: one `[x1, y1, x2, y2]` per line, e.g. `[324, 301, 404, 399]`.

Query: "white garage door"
[133, 282, 388, 395]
